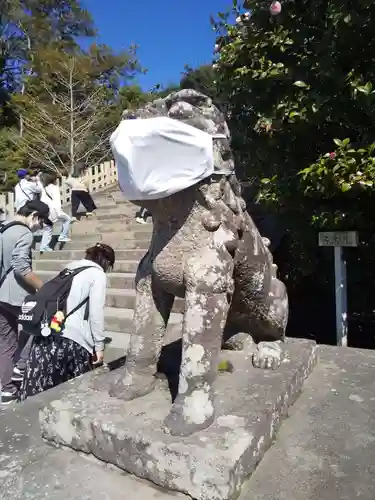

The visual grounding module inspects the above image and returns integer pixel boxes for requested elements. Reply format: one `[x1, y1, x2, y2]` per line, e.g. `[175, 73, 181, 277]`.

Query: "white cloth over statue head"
[110, 116, 221, 201]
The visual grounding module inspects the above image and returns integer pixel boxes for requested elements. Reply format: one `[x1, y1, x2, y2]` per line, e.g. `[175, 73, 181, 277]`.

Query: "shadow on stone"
[105, 336, 243, 403]
[157, 338, 183, 402]
[101, 338, 183, 402]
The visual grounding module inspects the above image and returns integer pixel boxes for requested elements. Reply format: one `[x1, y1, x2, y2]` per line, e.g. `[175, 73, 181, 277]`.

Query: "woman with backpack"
[40, 173, 72, 252]
[20, 243, 115, 400]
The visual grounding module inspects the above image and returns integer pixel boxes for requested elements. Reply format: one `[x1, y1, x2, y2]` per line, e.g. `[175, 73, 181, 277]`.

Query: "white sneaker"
[135, 217, 147, 224]
[58, 237, 71, 243]
[12, 367, 24, 383]
[40, 246, 53, 253]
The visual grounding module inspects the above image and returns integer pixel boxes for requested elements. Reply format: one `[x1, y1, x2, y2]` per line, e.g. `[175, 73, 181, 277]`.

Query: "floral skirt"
[20, 336, 92, 401]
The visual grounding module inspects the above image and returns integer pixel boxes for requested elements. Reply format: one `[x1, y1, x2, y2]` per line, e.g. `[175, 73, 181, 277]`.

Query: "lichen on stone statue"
[110, 89, 289, 437]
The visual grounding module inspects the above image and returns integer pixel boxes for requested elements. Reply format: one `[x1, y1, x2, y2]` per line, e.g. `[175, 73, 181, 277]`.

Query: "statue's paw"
[163, 391, 215, 437]
[253, 341, 283, 370]
[223, 332, 254, 352]
[109, 372, 156, 401]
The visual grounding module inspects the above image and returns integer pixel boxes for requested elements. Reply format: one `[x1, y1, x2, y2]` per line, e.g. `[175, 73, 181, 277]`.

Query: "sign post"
[318, 231, 358, 346]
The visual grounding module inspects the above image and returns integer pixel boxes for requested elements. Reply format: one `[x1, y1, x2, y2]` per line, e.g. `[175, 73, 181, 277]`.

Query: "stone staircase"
[32, 189, 182, 363]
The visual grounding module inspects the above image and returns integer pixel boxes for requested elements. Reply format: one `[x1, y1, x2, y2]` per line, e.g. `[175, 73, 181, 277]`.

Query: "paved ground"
[1, 345, 375, 500]
[240, 345, 375, 500]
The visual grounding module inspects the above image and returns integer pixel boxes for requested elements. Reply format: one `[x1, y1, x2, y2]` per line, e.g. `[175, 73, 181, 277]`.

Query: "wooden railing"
[0, 160, 118, 217]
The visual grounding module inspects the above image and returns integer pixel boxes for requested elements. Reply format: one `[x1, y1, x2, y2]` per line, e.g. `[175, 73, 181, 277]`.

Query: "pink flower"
[270, 1, 282, 15]
[329, 152, 336, 159]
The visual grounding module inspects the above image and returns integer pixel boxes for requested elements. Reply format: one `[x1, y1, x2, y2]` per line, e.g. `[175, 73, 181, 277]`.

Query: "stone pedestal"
[40, 339, 318, 500]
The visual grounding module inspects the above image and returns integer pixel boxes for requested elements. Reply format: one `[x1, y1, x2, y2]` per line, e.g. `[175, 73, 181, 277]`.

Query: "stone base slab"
[40, 339, 318, 500]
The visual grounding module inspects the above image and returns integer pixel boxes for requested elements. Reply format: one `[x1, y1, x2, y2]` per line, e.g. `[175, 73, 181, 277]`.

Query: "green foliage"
[214, 0, 375, 343]
[0, 0, 144, 183]
[106, 85, 152, 125]
[149, 65, 218, 103]
[214, 0, 375, 209]
[300, 140, 375, 199]
[151, 83, 180, 98]
[180, 65, 218, 101]
[0, 128, 23, 191]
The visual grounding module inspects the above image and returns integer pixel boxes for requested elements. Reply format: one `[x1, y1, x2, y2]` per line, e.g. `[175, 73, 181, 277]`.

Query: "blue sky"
[84, 0, 231, 90]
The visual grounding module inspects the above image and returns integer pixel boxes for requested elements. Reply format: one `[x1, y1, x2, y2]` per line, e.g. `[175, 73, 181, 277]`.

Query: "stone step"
[78, 200, 135, 210]
[75, 200, 118, 210]
[33, 249, 147, 261]
[70, 220, 152, 234]
[106, 288, 184, 313]
[35, 270, 184, 312]
[33, 237, 151, 251]
[76, 211, 138, 221]
[34, 259, 140, 273]
[102, 326, 184, 362]
[111, 192, 130, 203]
[34, 222, 150, 239]
[71, 224, 152, 237]
[93, 211, 137, 221]
[37, 270, 137, 289]
[88, 202, 134, 212]
[88, 192, 131, 204]
[71, 230, 151, 241]
[103, 307, 133, 332]
[89, 202, 118, 210]
[103, 306, 182, 333]
[102, 330, 130, 353]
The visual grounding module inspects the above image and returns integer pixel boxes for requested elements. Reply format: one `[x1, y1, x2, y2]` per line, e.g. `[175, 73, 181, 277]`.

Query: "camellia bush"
[213, 0, 375, 346]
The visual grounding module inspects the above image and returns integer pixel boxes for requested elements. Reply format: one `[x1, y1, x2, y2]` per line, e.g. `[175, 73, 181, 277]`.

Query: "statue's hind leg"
[163, 247, 233, 436]
[253, 277, 288, 370]
[110, 271, 174, 401]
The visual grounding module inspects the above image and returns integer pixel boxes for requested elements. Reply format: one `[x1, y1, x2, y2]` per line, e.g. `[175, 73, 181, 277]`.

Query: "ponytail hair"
[85, 243, 115, 272]
[43, 173, 58, 186]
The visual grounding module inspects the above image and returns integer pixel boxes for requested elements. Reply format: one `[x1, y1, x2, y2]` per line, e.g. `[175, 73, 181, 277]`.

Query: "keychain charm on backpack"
[50, 311, 65, 333]
[41, 321, 51, 337]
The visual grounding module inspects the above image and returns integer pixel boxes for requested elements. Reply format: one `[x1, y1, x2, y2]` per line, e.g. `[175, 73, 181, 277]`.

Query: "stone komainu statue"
[110, 89, 289, 436]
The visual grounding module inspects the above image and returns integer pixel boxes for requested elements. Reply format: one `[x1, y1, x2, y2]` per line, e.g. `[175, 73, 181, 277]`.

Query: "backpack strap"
[16, 181, 32, 201]
[0, 221, 30, 234]
[0, 222, 31, 288]
[44, 186, 53, 201]
[65, 297, 89, 320]
[60, 265, 95, 320]
[63, 265, 101, 349]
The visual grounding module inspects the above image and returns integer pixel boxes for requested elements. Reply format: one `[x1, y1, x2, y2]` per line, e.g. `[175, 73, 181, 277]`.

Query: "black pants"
[71, 191, 97, 217]
[0, 304, 31, 393]
[20, 336, 92, 401]
[0, 305, 19, 393]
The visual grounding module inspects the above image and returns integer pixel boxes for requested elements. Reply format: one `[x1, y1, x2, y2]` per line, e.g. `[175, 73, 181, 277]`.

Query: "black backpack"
[0, 221, 31, 288]
[18, 266, 92, 337]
